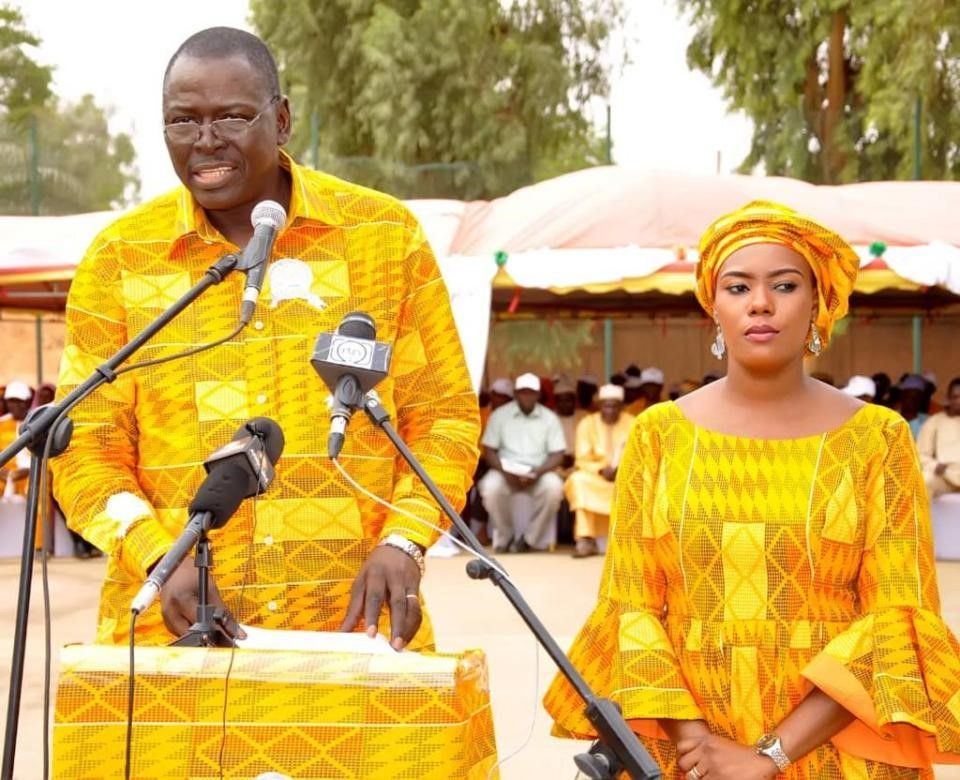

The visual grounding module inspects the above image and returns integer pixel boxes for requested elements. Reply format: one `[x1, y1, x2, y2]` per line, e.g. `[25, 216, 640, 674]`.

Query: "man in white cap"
[918, 376, 960, 498]
[479, 373, 566, 552]
[840, 375, 876, 403]
[1, 381, 34, 497]
[564, 384, 635, 558]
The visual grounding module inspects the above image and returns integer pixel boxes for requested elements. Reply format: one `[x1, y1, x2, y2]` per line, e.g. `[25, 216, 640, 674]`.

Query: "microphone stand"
[0, 252, 240, 777]
[170, 523, 234, 648]
[357, 394, 661, 780]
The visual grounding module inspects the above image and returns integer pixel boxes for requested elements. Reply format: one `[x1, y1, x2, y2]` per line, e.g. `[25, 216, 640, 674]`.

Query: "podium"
[53, 644, 498, 779]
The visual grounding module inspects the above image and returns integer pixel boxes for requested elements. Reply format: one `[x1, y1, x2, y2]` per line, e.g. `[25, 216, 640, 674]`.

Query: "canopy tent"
[2, 169, 959, 386]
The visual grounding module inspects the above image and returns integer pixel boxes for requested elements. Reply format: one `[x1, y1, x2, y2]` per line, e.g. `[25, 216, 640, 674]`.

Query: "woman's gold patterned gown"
[545, 402, 960, 778]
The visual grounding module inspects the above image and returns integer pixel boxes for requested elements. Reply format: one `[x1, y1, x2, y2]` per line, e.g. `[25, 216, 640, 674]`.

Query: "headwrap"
[695, 201, 859, 349]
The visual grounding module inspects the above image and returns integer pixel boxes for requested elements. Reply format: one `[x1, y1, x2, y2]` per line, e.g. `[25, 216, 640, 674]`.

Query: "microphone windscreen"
[250, 200, 286, 230]
[337, 312, 375, 340]
[189, 461, 252, 527]
[237, 416, 285, 464]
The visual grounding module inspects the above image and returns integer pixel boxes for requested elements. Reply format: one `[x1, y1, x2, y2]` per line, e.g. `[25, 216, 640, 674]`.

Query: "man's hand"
[159, 556, 245, 640]
[600, 465, 617, 482]
[341, 544, 423, 650]
[504, 472, 527, 490]
[676, 733, 778, 780]
[936, 462, 948, 477]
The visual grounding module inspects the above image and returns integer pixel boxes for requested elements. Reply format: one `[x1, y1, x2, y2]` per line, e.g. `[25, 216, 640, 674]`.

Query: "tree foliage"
[0, 4, 139, 214]
[678, 0, 960, 182]
[251, 0, 624, 198]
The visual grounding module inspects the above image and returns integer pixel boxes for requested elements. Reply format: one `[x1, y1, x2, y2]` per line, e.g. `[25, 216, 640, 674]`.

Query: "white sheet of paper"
[235, 625, 397, 654]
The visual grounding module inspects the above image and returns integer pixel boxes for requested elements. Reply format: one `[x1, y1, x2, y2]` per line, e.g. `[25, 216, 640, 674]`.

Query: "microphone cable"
[330, 457, 544, 778]
[34, 318, 250, 780]
[216, 492, 261, 780]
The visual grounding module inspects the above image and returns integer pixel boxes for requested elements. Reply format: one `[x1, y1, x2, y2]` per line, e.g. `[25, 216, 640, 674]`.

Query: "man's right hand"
[503, 472, 526, 490]
[158, 557, 246, 640]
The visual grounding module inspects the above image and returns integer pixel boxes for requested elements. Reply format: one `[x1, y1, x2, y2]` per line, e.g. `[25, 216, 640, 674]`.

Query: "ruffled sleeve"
[803, 415, 960, 767]
[543, 408, 703, 739]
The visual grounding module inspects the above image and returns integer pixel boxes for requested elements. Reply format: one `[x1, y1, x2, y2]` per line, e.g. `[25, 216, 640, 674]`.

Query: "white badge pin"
[268, 258, 325, 310]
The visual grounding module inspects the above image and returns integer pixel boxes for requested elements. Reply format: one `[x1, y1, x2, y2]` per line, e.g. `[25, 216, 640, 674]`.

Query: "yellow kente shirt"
[52, 153, 479, 646]
[545, 402, 960, 778]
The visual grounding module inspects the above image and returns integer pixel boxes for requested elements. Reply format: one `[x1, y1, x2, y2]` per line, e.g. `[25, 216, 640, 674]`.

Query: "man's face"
[163, 54, 291, 216]
[947, 385, 960, 417]
[555, 392, 576, 416]
[5, 399, 30, 421]
[515, 389, 539, 415]
[598, 399, 622, 424]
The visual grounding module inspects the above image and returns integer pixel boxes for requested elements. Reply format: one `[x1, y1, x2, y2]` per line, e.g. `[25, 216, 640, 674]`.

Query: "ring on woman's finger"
[686, 767, 703, 780]
[405, 593, 419, 600]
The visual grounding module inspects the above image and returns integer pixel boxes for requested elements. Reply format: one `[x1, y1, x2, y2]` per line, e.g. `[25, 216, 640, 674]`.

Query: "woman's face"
[712, 243, 818, 372]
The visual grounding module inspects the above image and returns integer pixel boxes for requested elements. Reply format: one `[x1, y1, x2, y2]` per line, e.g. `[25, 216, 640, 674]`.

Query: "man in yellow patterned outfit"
[52, 27, 479, 651]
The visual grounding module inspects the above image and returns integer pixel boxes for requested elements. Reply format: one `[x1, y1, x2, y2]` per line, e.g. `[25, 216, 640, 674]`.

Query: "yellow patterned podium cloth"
[54, 644, 498, 779]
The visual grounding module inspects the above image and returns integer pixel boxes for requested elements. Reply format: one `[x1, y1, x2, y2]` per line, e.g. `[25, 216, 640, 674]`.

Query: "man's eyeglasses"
[163, 96, 280, 145]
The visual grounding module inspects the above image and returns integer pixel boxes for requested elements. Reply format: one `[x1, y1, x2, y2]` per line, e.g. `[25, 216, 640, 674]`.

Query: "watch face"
[756, 734, 778, 751]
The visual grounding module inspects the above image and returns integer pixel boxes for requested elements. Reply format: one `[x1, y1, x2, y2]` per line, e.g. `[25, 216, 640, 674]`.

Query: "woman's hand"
[676, 733, 778, 780]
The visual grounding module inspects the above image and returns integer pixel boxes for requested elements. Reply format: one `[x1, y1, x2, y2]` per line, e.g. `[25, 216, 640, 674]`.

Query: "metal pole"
[605, 104, 612, 165]
[604, 319, 614, 383]
[912, 316, 923, 375]
[35, 317, 43, 386]
[29, 114, 40, 216]
[310, 110, 320, 169]
[912, 95, 922, 374]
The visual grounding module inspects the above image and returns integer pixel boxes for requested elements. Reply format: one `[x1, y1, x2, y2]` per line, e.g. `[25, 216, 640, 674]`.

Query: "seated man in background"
[1, 381, 34, 498]
[564, 384, 634, 558]
[918, 376, 960, 499]
[478, 373, 566, 553]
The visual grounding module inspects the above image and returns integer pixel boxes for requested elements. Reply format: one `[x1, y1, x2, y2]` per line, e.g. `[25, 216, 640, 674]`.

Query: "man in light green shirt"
[479, 373, 566, 553]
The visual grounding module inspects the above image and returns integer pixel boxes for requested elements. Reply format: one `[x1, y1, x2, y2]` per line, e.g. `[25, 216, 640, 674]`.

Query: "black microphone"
[130, 417, 285, 614]
[238, 200, 286, 326]
[310, 312, 392, 459]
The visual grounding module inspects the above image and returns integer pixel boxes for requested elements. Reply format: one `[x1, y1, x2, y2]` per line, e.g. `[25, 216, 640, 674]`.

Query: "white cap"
[3, 381, 32, 401]
[623, 376, 643, 389]
[842, 375, 876, 398]
[489, 378, 514, 398]
[598, 384, 625, 402]
[514, 373, 541, 392]
[640, 367, 664, 385]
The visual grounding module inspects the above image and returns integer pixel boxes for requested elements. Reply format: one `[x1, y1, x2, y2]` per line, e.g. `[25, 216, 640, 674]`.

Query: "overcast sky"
[20, 0, 753, 201]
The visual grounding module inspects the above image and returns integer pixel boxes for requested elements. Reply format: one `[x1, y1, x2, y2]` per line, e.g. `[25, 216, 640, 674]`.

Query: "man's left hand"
[340, 544, 423, 650]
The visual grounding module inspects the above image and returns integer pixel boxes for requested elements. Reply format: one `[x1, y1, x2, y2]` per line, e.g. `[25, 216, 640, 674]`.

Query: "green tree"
[0, 4, 140, 214]
[678, 0, 960, 182]
[0, 4, 52, 117]
[251, 0, 624, 198]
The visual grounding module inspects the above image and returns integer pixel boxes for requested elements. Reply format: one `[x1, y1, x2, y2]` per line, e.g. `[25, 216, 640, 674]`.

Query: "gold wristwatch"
[378, 534, 426, 576]
[755, 733, 791, 771]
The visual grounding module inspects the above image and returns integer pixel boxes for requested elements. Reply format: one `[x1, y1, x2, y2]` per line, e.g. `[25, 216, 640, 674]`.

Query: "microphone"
[238, 200, 286, 325]
[130, 417, 285, 614]
[310, 312, 392, 459]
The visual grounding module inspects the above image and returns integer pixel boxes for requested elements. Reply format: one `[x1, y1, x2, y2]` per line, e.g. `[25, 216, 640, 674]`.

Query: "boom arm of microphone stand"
[0, 252, 241, 469]
[0, 251, 240, 779]
[357, 394, 661, 780]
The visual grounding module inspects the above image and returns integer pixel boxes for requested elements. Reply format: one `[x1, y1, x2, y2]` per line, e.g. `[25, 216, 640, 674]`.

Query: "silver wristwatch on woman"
[755, 733, 791, 771]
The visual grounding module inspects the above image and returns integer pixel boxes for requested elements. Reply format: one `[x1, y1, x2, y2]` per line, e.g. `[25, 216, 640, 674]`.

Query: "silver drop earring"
[808, 323, 823, 356]
[710, 324, 726, 360]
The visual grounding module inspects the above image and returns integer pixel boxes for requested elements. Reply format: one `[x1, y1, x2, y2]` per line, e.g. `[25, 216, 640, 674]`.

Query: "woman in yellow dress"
[544, 201, 960, 779]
